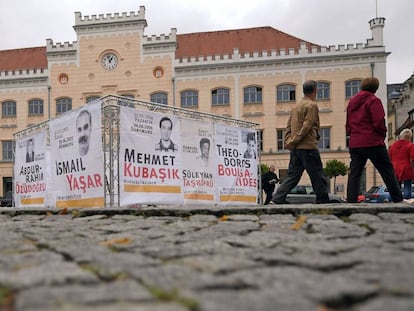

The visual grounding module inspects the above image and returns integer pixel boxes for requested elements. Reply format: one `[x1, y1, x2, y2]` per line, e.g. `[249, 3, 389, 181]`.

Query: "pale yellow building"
[0, 6, 391, 199]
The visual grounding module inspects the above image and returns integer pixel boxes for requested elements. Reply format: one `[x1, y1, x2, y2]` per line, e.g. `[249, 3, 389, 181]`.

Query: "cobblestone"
[0, 204, 413, 311]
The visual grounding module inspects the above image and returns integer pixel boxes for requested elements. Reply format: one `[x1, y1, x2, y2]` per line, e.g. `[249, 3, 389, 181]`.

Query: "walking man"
[272, 80, 329, 204]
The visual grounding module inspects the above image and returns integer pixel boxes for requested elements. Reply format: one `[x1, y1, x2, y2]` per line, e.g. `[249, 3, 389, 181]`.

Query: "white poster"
[214, 124, 258, 205]
[14, 129, 49, 207]
[120, 107, 183, 206]
[181, 118, 216, 205]
[49, 100, 104, 208]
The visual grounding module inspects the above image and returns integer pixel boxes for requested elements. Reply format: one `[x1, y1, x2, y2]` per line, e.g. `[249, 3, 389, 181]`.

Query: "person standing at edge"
[272, 80, 329, 204]
[262, 165, 279, 205]
[389, 128, 414, 199]
[346, 77, 403, 203]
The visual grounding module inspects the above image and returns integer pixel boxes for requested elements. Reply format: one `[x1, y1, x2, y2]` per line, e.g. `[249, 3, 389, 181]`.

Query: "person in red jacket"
[389, 128, 414, 199]
[346, 77, 403, 203]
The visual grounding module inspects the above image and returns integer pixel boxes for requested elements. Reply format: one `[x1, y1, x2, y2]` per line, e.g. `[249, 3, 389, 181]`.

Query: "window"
[318, 128, 331, 150]
[2, 101, 16, 117]
[345, 80, 361, 98]
[151, 92, 168, 105]
[2, 140, 15, 161]
[28, 99, 44, 116]
[181, 90, 198, 108]
[317, 82, 330, 100]
[118, 94, 135, 107]
[56, 98, 72, 115]
[86, 96, 100, 103]
[277, 84, 296, 102]
[257, 130, 263, 152]
[212, 88, 229, 106]
[277, 129, 286, 151]
[244, 86, 262, 104]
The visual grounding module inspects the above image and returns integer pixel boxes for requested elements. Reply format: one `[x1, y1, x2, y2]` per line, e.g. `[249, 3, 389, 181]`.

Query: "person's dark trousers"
[347, 146, 403, 203]
[273, 149, 329, 204]
[263, 189, 274, 205]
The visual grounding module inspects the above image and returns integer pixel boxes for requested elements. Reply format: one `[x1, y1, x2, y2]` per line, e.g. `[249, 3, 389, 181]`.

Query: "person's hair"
[303, 80, 317, 95]
[77, 110, 92, 126]
[399, 128, 413, 140]
[199, 137, 210, 148]
[360, 77, 379, 93]
[159, 116, 172, 129]
[246, 132, 256, 143]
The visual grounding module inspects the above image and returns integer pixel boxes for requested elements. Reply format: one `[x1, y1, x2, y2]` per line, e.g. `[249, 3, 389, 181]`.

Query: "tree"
[323, 159, 348, 194]
[260, 163, 269, 175]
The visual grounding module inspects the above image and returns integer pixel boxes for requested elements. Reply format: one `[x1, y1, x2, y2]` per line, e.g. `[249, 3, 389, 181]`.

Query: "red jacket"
[389, 139, 414, 181]
[346, 91, 387, 148]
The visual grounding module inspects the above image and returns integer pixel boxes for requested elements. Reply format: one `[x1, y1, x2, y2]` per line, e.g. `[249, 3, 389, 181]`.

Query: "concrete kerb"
[0, 203, 413, 218]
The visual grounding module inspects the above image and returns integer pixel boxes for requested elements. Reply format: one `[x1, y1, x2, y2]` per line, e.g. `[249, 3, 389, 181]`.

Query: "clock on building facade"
[101, 52, 118, 70]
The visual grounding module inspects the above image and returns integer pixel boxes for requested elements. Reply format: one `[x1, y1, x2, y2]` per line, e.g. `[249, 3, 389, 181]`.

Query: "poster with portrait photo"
[181, 118, 216, 205]
[49, 100, 104, 208]
[14, 129, 50, 207]
[119, 107, 183, 206]
[214, 123, 258, 205]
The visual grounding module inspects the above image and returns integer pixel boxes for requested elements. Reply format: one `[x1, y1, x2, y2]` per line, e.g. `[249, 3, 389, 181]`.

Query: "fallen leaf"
[219, 215, 228, 221]
[317, 304, 336, 311]
[58, 208, 68, 215]
[101, 237, 132, 246]
[291, 215, 307, 230]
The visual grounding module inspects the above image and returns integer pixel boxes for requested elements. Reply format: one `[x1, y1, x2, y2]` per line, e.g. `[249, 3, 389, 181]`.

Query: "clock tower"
[45, 6, 176, 107]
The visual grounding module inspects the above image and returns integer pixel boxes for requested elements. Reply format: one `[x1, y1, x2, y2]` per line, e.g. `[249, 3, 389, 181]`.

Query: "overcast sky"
[0, 0, 411, 84]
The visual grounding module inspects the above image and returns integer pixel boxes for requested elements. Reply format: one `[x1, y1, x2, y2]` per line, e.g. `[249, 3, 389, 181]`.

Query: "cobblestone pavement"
[0, 204, 413, 311]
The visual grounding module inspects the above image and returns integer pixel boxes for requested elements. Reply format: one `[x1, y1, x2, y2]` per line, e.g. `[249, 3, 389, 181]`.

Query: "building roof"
[176, 26, 317, 59]
[0, 47, 47, 71]
[0, 27, 316, 71]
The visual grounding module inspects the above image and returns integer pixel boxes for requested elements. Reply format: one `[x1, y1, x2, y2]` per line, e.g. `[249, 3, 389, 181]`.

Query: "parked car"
[364, 184, 414, 203]
[286, 185, 346, 204]
[0, 191, 13, 207]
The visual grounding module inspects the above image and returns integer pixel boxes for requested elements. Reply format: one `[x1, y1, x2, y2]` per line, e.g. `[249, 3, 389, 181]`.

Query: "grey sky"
[0, 0, 411, 84]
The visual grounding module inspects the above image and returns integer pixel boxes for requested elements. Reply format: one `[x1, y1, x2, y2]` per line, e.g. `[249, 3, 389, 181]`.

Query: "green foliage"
[261, 163, 269, 175]
[324, 159, 348, 178]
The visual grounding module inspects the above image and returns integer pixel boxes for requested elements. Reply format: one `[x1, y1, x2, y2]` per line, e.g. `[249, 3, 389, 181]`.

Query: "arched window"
[244, 86, 262, 104]
[318, 128, 331, 150]
[2, 101, 16, 117]
[345, 80, 362, 98]
[56, 98, 72, 115]
[118, 94, 135, 107]
[276, 84, 296, 102]
[28, 99, 44, 116]
[316, 82, 330, 100]
[2, 140, 15, 161]
[86, 96, 100, 103]
[180, 90, 198, 107]
[151, 92, 168, 105]
[212, 88, 230, 106]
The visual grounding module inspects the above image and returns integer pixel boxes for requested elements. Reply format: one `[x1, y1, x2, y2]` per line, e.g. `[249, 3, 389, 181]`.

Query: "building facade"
[0, 6, 391, 198]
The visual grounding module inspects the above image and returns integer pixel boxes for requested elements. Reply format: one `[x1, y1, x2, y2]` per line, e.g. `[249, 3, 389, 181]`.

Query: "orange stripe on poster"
[124, 184, 181, 193]
[220, 195, 257, 203]
[21, 197, 45, 205]
[56, 197, 105, 208]
[184, 193, 214, 200]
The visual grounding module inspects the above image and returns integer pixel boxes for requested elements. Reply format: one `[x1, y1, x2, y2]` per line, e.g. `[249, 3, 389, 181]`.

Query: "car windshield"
[367, 187, 379, 194]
